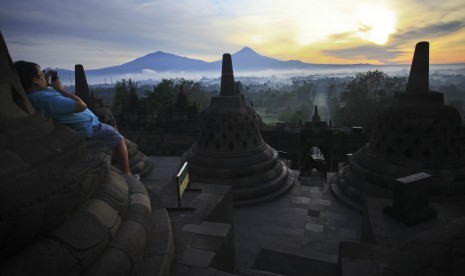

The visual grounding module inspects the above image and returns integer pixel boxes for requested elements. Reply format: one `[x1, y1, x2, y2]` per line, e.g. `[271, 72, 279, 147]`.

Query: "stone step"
[234, 168, 295, 207]
[251, 248, 338, 276]
[170, 265, 241, 276]
[180, 221, 234, 272]
[113, 138, 154, 176]
[328, 173, 363, 214]
[236, 267, 284, 276]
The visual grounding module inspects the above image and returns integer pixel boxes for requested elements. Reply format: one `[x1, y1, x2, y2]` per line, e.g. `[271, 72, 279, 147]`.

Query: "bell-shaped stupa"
[182, 54, 294, 206]
[337, 41, 465, 205]
[0, 31, 172, 275]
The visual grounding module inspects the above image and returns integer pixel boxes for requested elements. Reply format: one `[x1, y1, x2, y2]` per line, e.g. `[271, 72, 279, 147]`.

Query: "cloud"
[393, 21, 465, 41]
[6, 39, 44, 47]
[77, 48, 107, 53]
[323, 44, 407, 63]
[322, 20, 465, 64]
[1, 0, 465, 69]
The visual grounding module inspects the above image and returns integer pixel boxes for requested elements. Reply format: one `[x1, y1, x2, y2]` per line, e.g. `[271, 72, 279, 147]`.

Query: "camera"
[50, 70, 58, 82]
[43, 69, 58, 82]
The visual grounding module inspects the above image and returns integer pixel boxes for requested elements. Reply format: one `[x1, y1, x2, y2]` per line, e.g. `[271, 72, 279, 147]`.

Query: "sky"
[1, 0, 465, 70]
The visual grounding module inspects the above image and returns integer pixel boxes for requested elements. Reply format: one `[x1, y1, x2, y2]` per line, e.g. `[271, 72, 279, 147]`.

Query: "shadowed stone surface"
[253, 248, 338, 276]
[340, 216, 465, 276]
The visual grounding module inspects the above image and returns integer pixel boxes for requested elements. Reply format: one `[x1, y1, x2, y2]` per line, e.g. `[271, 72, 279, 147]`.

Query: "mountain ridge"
[55, 46, 380, 79]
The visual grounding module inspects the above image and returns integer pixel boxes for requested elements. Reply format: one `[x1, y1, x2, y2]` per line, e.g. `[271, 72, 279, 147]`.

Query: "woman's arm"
[51, 77, 87, 112]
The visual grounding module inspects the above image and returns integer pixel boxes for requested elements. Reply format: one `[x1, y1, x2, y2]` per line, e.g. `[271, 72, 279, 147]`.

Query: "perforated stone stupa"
[337, 41, 465, 204]
[182, 54, 294, 206]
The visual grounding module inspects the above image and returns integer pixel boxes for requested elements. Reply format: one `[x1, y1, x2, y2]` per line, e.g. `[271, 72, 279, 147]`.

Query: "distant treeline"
[74, 70, 465, 130]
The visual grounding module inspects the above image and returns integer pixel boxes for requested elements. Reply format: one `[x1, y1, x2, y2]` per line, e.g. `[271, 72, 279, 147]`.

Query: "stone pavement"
[234, 171, 362, 273]
[142, 157, 362, 275]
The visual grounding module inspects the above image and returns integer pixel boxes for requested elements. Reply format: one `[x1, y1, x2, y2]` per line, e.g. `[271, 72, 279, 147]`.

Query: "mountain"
[53, 47, 385, 82]
[89, 51, 216, 76]
[227, 47, 320, 71]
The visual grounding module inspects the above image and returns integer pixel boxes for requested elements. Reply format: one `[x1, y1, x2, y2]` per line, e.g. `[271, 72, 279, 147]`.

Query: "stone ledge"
[183, 221, 231, 238]
[182, 246, 216, 268]
[167, 183, 235, 275]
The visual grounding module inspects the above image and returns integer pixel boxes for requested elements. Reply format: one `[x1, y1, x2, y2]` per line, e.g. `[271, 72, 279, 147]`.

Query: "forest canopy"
[93, 70, 464, 130]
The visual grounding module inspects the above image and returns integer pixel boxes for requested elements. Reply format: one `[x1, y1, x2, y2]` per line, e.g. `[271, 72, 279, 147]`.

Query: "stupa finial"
[75, 64, 91, 102]
[220, 54, 235, 96]
[406, 41, 429, 93]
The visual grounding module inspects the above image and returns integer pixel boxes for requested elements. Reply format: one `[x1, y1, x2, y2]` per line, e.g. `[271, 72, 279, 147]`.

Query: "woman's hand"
[51, 78, 64, 91]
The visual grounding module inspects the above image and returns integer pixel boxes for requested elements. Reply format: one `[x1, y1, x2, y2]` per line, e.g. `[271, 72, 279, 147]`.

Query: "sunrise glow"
[1, 0, 464, 69]
[355, 6, 396, 45]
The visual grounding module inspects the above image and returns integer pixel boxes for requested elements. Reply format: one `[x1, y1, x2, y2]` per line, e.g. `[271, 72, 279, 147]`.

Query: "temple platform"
[142, 156, 361, 276]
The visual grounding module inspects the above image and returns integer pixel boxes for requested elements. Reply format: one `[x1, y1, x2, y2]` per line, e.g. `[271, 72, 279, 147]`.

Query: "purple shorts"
[91, 123, 124, 149]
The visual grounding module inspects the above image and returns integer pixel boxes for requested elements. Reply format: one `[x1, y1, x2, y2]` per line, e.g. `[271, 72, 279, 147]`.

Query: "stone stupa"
[0, 31, 173, 276]
[182, 54, 294, 206]
[74, 64, 153, 176]
[337, 41, 465, 205]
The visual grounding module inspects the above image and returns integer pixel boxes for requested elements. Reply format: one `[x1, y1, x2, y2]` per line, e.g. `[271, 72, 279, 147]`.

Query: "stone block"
[182, 247, 216, 268]
[393, 172, 431, 211]
[151, 209, 172, 233]
[109, 216, 122, 238]
[453, 238, 465, 256]
[305, 222, 324, 233]
[145, 231, 172, 257]
[453, 257, 465, 276]
[170, 264, 191, 276]
[84, 199, 119, 229]
[0, 238, 79, 276]
[188, 267, 218, 276]
[339, 241, 420, 276]
[135, 255, 170, 276]
[148, 192, 166, 209]
[401, 240, 451, 270]
[144, 209, 174, 254]
[49, 210, 108, 251]
[183, 221, 231, 238]
[110, 220, 147, 266]
[214, 271, 239, 276]
[130, 193, 151, 210]
[124, 204, 151, 228]
[126, 174, 149, 195]
[292, 197, 310, 204]
[339, 258, 379, 276]
[383, 172, 437, 226]
[84, 247, 131, 276]
[191, 235, 224, 252]
[0, 201, 44, 258]
[95, 169, 129, 212]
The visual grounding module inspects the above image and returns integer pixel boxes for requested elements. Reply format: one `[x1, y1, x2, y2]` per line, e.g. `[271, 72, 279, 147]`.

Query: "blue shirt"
[28, 88, 100, 137]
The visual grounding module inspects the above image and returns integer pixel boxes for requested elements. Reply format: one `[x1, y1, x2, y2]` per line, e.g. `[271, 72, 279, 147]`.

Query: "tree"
[112, 79, 130, 115]
[126, 79, 139, 111]
[335, 70, 406, 129]
[112, 79, 139, 111]
[278, 103, 312, 127]
[142, 78, 207, 128]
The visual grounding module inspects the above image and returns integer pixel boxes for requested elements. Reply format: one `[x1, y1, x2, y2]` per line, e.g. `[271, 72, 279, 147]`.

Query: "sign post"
[168, 162, 201, 211]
